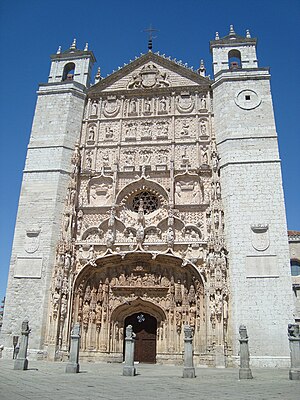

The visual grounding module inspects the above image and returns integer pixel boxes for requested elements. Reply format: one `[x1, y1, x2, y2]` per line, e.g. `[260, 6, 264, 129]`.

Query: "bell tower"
[0, 40, 95, 358]
[211, 26, 294, 367]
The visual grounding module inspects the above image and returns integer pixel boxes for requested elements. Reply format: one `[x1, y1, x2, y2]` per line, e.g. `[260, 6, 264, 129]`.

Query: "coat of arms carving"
[127, 64, 169, 89]
[25, 230, 40, 253]
[251, 224, 269, 251]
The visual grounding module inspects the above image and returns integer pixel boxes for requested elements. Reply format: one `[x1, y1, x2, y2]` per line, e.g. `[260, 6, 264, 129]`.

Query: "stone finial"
[21, 319, 30, 335]
[184, 324, 193, 340]
[238, 324, 253, 379]
[72, 323, 81, 336]
[287, 324, 300, 380]
[126, 324, 134, 339]
[70, 38, 77, 50]
[239, 324, 248, 340]
[198, 59, 206, 77]
[94, 67, 101, 84]
[84, 42, 89, 51]
[56, 46, 62, 54]
[215, 32, 220, 40]
[229, 25, 236, 36]
[246, 29, 251, 38]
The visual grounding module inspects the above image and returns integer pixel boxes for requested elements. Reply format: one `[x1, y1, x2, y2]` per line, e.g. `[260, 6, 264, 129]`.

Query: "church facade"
[1, 27, 295, 367]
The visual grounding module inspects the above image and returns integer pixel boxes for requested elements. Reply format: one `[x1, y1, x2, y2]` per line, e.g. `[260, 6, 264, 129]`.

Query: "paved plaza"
[0, 360, 299, 400]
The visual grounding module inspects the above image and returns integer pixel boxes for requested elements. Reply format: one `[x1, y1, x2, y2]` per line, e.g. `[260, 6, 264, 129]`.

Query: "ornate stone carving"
[127, 64, 170, 89]
[103, 96, 120, 118]
[176, 92, 195, 113]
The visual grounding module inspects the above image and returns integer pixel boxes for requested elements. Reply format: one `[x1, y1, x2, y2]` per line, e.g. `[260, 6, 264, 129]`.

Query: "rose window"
[131, 191, 159, 214]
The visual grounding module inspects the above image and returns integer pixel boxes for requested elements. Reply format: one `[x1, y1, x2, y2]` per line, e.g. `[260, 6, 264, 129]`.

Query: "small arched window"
[291, 260, 300, 276]
[62, 62, 75, 81]
[228, 50, 241, 70]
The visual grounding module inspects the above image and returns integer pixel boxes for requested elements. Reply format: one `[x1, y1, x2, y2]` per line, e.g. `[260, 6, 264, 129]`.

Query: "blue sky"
[0, 0, 299, 302]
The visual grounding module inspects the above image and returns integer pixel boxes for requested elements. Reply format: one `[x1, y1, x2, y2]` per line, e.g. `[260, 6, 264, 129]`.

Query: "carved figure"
[181, 120, 189, 136]
[200, 120, 206, 135]
[159, 97, 167, 112]
[91, 102, 98, 115]
[88, 126, 95, 141]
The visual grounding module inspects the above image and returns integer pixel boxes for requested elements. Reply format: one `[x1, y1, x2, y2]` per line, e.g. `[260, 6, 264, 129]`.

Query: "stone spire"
[198, 59, 206, 77]
[229, 25, 236, 37]
[84, 42, 89, 51]
[70, 38, 77, 50]
[215, 32, 220, 40]
[56, 46, 61, 54]
[94, 67, 101, 84]
[246, 29, 251, 38]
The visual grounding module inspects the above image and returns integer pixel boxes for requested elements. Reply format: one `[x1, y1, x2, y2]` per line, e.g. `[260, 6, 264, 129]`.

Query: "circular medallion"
[235, 89, 261, 110]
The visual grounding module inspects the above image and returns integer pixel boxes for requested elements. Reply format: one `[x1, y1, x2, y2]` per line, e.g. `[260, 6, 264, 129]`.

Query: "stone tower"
[0, 40, 95, 357]
[1, 29, 295, 367]
[210, 26, 294, 366]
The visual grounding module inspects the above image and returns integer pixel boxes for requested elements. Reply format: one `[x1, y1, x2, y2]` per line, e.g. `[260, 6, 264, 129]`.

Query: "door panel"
[124, 312, 157, 363]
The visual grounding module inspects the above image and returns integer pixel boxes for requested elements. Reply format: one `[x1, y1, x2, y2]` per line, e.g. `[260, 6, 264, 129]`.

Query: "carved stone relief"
[102, 96, 121, 118]
[127, 64, 170, 89]
[176, 92, 195, 113]
[87, 175, 114, 207]
[174, 173, 204, 206]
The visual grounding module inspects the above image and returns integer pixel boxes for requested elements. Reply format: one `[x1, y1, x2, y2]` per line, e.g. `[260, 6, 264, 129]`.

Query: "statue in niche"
[201, 146, 208, 165]
[175, 280, 182, 305]
[200, 96, 207, 109]
[82, 301, 90, 327]
[159, 96, 167, 112]
[106, 229, 115, 248]
[211, 153, 218, 171]
[136, 223, 145, 245]
[180, 120, 189, 136]
[91, 101, 98, 115]
[85, 150, 93, 169]
[130, 98, 137, 113]
[88, 125, 95, 141]
[200, 120, 207, 135]
[192, 181, 202, 203]
[216, 182, 221, 199]
[167, 227, 174, 248]
[175, 181, 182, 200]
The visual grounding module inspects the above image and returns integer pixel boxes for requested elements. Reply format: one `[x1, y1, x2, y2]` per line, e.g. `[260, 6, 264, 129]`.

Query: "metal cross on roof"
[143, 24, 159, 50]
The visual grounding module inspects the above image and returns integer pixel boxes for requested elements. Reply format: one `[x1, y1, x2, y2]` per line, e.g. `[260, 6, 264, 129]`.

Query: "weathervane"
[143, 24, 159, 51]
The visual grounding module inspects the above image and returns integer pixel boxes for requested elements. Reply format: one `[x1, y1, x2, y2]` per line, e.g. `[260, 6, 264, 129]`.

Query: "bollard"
[238, 325, 253, 379]
[14, 319, 30, 370]
[123, 325, 136, 376]
[66, 323, 81, 373]
[288, 324, 300, 380]
[182, 324, 196, 378]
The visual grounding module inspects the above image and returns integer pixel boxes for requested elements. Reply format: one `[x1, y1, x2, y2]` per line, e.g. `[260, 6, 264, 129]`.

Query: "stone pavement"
[0, 359, 299, 400]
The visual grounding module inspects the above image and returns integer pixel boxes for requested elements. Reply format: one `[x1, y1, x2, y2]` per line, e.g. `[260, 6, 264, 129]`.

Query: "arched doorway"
[124, 312, 157, 363]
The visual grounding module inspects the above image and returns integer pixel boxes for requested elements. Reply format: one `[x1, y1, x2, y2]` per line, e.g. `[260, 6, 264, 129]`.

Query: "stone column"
[14, 319, 30, 370]
[238, 325, 253, 379]
[288, 324, 300, 380]
[66, 323, 81, 373]
[123, 325, 136, 376]
[182, 325, 196, 378]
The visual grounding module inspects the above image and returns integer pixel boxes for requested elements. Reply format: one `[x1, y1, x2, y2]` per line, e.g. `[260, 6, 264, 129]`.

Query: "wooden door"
[124, 312, 157, 363]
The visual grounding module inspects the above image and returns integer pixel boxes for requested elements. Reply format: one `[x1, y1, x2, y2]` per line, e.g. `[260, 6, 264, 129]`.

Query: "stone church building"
[1, 27, 295, 367]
